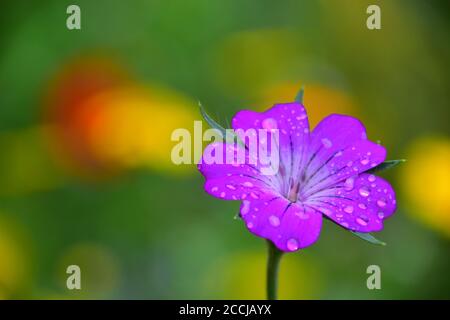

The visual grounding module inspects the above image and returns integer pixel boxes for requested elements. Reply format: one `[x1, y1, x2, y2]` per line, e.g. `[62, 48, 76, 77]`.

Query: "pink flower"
[198, 101, 396, 252]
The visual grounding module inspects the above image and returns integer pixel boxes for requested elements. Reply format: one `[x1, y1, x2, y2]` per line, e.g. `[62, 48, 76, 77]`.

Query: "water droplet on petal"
[377, 198, 387, 208]
[287, 238, 299, 251]
[246, 221, 254, 229]
[321, 138, 333, 148]
[344, 205, 354, 214]
[262, 118, 277, 131]
[358, 203, 367, 210]
[344, 177, 355, 191]
[368, 175, 376, 182]
[250, 192, 259, 199]
[269, 215, 280, 227]
[220, 192, 226, 198]
[377, 211, 385, 219]
[241, 200, 250, 215]
[356, 216, 369, 226]
[211, 187, 218, 192]
[359, 187, 370, 197]
[226, 184, 236, 190]
[295, 211, 309, 220]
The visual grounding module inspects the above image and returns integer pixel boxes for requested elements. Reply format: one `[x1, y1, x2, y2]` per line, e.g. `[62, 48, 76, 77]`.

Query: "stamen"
[287, 181, 300, 202]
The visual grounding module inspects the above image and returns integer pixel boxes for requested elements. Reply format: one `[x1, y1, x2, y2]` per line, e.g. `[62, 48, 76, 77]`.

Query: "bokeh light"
[401, 136, 450, 237]
[258, 81, 358, 127]
[203, 250, 323, 299]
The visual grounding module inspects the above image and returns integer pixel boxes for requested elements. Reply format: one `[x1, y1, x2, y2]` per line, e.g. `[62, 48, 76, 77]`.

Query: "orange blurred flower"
[45, 56, 197, 178]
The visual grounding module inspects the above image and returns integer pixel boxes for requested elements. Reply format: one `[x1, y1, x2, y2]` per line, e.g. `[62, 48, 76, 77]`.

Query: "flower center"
[287, 181, 300, 202]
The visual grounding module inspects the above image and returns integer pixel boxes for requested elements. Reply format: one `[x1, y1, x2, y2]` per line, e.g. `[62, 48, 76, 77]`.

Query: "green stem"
[266, 240, 284, 300]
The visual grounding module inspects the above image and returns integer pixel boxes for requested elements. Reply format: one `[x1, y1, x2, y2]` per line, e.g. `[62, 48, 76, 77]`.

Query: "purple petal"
[232, 102, 311, 184]
[301, 139, 386, 198]
[306, 173, 396, 232]
[199, 142, 278, 200]
[303, 114, 367, 181]
[241, 194, 322, 252]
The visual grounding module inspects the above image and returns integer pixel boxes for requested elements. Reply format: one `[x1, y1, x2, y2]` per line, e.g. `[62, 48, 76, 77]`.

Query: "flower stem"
[266, 240, 284, 300]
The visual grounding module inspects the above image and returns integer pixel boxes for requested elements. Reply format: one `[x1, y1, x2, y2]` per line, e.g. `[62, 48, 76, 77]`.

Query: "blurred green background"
[0, 0, 449, 299]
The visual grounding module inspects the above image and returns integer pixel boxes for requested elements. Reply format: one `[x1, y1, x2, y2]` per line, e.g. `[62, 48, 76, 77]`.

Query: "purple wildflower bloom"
[198, 102, 396, 252]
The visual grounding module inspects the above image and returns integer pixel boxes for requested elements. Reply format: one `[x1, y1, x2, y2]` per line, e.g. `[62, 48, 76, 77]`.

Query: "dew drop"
[211, 187, 218, 192]
[246, 221, 254, 229]
[368, 174, 376, 182]
[377, 198, 387, 208]
[377, 211, 385, 219]
[358, 203, 367, 210]
[269, 215, 280, 227]
[226, 184, 236, 190]
[360, 159, 370, 165]
[321, 138, 333, 148]
[287, 238, 299, 251]
[220, 192, 226, 198]
[250, 192, 259, 199]
[359, 187, 370, 197]
[295, 211, 309, 220]
[344, 205, 354, 214]
[242, 181, 254, 188]
[241, 200, 251, 215]
[356, 216, 369, 226]
[262, 118, 277, 131]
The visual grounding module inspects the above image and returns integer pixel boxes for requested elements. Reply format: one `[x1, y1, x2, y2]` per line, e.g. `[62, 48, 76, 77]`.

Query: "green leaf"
[198, 101, 228, 137]
[198, 101, 244, 146]
[295, 86, 304, 104]
[366, 159, 406, 174]
[351, 231, 386, 246]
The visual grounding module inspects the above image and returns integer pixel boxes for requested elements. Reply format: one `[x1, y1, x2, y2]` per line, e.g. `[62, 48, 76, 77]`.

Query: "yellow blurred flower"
[202, 250, 323, 299]
[0, 216, 29, 298]
[258, 82, 358, 127]
[401, 136, 450, 237]
[83, 84, 198, 173]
